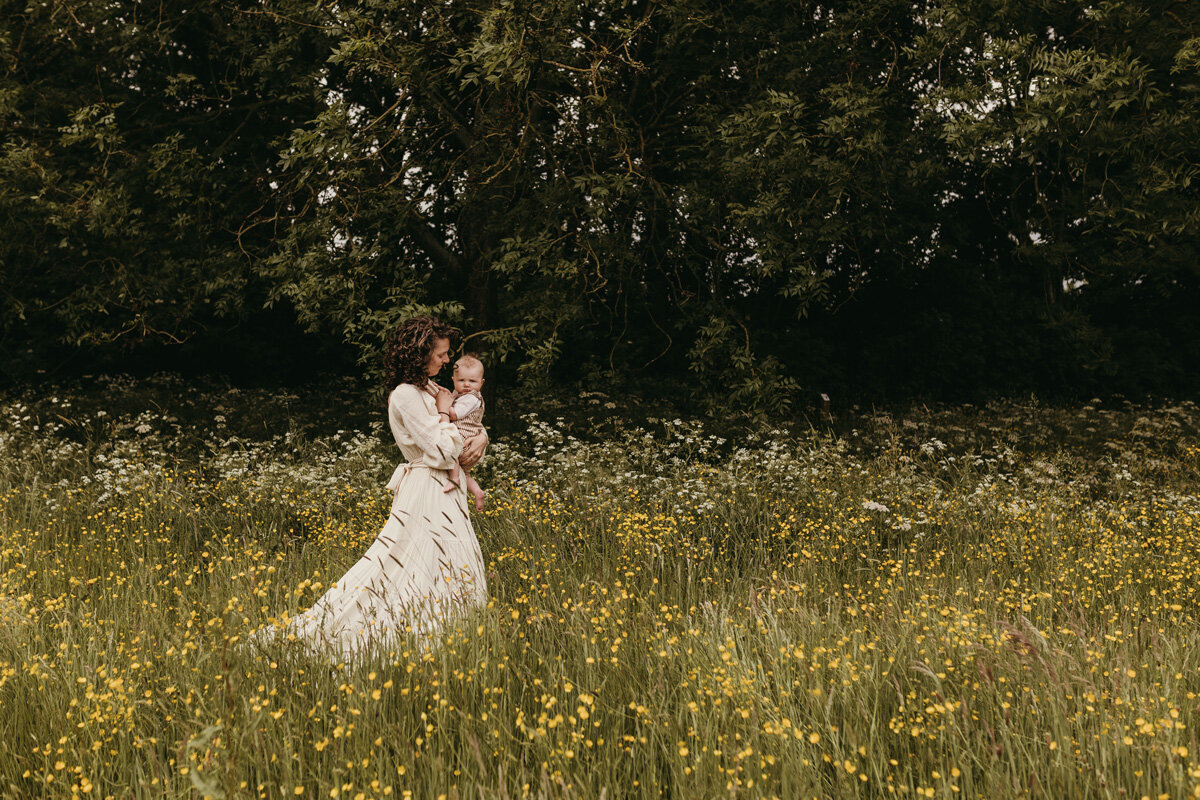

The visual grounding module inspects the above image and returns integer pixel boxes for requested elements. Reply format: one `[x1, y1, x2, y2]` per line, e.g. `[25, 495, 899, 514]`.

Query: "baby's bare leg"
[445, 461, 486, 510]
[444, 461, 463, 494]
[464, 470, 486, 511]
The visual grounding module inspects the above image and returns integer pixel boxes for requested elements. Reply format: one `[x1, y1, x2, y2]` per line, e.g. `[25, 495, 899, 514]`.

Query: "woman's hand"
[459, 431, 488, 469]
[434, 386, 453, 415]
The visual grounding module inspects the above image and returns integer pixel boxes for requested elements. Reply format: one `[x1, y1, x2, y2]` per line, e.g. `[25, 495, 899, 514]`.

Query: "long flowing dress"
[248, 380, 488, 662]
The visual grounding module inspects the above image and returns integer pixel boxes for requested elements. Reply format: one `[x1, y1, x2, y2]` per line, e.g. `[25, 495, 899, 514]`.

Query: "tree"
[4, 0, 1198, 404]
[0, 0, 328, 372]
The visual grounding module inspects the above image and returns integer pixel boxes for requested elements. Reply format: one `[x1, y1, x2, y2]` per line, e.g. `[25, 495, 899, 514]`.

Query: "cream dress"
[248, 381, 488, 661]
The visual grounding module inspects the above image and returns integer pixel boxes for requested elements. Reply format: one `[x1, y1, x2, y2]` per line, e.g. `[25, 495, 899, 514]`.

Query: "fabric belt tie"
[386, 462, 435, 494]
[386, 461, 466, 496]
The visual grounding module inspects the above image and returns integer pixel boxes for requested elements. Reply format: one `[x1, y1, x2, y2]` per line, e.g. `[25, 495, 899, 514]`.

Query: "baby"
[443, 354, 487, 511]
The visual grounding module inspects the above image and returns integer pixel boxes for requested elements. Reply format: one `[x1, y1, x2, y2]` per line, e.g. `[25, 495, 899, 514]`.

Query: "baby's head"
[452, 354, 485, 395]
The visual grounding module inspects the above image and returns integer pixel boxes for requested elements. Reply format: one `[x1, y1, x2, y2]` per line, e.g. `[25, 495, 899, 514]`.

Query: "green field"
[2, 377, 1199, 799]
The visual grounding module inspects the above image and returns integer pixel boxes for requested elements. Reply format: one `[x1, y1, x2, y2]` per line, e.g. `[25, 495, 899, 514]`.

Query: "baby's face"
[453, 363, 485, 395]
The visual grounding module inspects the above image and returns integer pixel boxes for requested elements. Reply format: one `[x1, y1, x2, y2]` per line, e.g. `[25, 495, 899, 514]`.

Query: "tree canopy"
[3, 0, 1198, 409]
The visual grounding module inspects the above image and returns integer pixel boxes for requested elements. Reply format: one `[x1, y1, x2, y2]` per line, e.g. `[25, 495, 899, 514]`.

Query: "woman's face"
[426, 337, 451, 377]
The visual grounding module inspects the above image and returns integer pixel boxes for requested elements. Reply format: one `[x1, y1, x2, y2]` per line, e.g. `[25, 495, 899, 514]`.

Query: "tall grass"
[2, 378, 1199, 799]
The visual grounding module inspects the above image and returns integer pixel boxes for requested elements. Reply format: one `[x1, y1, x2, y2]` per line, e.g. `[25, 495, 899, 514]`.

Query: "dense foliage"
[3, 1, 1198, 407]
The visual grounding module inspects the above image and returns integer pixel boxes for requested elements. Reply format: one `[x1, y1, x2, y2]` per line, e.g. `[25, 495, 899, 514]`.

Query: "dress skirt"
[247, 462, 487, 662]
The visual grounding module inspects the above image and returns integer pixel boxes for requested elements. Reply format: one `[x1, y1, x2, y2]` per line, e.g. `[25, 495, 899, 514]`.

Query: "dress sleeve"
[391, 384, 463, 469]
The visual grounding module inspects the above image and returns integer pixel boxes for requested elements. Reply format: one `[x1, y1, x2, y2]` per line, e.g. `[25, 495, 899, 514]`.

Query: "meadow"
[2, 375, 1199, 799]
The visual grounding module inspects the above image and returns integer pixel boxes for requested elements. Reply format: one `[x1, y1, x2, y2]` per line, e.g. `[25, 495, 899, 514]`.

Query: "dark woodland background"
[2, 0, 1198, 415]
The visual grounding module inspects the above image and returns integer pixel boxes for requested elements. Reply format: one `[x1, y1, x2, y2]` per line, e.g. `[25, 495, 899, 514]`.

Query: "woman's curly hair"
[383, 315, 457, 392]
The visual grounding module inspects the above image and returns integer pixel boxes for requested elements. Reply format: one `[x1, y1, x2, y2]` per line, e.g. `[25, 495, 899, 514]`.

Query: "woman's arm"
[390, 384, 462, 469]
[459, 430, 488, 469]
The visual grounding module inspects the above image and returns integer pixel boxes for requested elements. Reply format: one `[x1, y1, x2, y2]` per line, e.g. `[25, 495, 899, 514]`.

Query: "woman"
[249, 316, 489, 661]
